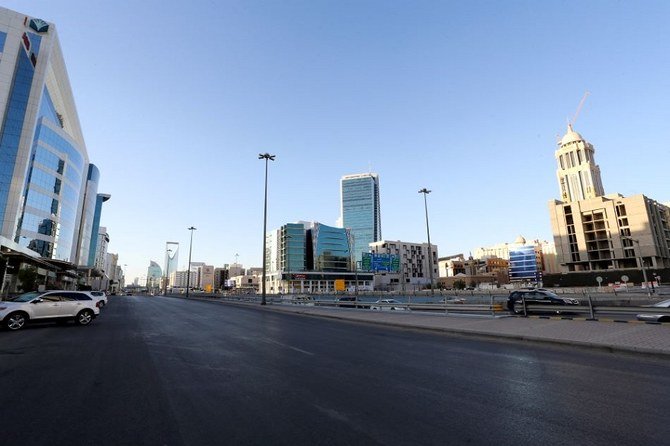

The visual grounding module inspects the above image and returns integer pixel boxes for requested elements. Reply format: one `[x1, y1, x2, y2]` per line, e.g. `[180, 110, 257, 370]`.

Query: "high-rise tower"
[340, 173, 382, 263]
[0, 7, 103, 264]
[555, 124, 605, 202]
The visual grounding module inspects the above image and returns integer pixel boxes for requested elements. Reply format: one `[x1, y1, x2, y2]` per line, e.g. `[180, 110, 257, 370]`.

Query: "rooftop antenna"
[234, 253, 239, 265]
[570, 91, 590, 127]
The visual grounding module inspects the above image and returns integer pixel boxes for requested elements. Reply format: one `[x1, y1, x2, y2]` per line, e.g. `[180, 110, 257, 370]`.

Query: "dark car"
[507, 290, 579, 315]
[336, 297, 369, 309]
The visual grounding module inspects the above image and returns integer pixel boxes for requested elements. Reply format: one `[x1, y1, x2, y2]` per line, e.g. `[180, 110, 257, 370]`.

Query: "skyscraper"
[340, 173, 382, 263]
[0, 7, 104, 264]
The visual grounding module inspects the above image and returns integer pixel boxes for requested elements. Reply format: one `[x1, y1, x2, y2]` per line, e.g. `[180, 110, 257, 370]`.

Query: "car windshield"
[8, 291, 42, 302]
[654, 299, 670, 308]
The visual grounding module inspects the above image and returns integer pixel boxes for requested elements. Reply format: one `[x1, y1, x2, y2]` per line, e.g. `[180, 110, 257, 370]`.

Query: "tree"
[453, 279, 466, 290]
[18, 266, 39, 292]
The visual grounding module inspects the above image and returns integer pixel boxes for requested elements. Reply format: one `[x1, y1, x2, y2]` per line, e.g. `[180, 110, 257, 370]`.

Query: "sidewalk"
[191, 297, 670, 357]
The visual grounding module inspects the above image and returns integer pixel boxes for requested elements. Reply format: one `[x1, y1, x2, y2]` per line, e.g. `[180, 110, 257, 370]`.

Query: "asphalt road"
[1, 295, 668, 446]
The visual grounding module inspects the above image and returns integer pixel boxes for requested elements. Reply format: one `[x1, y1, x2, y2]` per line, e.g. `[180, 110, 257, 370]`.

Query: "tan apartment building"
[548, 125, 670, 274]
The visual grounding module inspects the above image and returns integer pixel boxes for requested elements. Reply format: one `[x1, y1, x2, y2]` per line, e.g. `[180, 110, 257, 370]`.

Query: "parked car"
[371, 299, 408, 311]
[1, 290, 100, 331]
[636, 299, 670, 323]
[86, 291, 107, 308]
[507, 290, 580, 315]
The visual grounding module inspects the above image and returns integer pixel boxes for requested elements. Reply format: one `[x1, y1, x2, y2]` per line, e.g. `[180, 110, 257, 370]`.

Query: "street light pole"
[418, 188, 434, 296]
[632, 239, 651, 296]
[259, 153, 276, 305]
[186, 227, 196, 299]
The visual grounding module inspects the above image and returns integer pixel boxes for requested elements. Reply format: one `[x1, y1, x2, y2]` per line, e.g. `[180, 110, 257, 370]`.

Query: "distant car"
[371, 299, 408, 311]
[1, 290, 100, 331]
[291, 295, 314, 306]
[636, 299, 670, 323]
[336, 297, 369, 309]
[86, 291, 107, 308]
[507, 290, 579, 315]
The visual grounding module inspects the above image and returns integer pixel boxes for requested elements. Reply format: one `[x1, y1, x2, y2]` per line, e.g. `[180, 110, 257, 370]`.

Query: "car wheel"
[5, 312, 27, 331]
[75, 309, 94, 326]
[659, 316, 670, 323]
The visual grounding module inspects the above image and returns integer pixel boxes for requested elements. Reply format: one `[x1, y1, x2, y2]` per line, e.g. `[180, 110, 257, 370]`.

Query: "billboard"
[361, 253, 400, 272]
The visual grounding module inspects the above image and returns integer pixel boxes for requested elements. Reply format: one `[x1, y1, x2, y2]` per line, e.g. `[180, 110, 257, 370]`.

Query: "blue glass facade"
[509, 245, 542, 283]
[341, 174, 381, 263]
[308, 223, 353, 272]
[77, 164, 100, 265]
[0, 37, 40, 229]
[88, 192, 110, 267]
[0, 8, 103, 280]
[282, 223, 306, 272]
[17, 112, 86, 261]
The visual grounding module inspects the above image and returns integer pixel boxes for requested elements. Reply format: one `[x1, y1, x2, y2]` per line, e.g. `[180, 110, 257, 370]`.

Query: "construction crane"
[570, 91, 590, 127]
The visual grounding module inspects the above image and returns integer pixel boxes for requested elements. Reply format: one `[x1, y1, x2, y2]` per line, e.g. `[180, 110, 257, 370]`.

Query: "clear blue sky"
[11, 1, 670, 282]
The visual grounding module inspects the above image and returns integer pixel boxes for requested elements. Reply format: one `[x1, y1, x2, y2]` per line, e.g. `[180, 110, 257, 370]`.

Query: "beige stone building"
[548, 126, 670, 273]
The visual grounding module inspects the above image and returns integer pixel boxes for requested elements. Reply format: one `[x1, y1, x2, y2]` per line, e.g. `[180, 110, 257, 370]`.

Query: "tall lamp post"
[186, 226, 197, 299]
[418, 188, 435, 295]
[259, 153, 275, 305]
[632, 238, 652, 296]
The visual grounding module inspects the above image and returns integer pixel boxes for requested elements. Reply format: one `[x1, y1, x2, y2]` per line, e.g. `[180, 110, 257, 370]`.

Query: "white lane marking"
[262, 338, 314, 356]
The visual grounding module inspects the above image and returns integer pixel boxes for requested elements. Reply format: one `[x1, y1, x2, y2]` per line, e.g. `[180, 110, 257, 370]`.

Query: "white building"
[369, 240, 438, 291]
[169, 270, 197, 288]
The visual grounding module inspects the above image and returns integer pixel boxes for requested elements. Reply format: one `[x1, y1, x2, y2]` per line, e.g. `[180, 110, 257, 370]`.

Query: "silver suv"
[1, 290, 100, 331]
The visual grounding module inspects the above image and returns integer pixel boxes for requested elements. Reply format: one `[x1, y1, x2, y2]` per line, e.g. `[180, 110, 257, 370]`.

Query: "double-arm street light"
[259, 153, 276, 305]
[186, 226, 197, 299]
[418, 188, 434, 295]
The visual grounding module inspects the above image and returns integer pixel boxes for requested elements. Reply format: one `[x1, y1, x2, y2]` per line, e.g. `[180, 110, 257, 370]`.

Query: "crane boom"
[571, 91, 590, 126]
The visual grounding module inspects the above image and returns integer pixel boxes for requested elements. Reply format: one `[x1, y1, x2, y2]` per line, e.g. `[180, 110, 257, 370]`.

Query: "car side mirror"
[32, 298, 43, 304]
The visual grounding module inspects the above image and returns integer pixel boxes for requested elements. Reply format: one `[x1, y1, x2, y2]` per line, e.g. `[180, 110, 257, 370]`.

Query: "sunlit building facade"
[0, 7, 103, 266]
[340, 173, 382, 263]
[548, 125, 670, 275]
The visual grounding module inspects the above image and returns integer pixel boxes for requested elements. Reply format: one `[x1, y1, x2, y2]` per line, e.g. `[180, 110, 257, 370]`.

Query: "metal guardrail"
[168, 293, 669, 319]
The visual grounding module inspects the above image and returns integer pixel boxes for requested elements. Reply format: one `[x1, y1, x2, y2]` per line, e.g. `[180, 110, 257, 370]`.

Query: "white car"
[1, 290, 100, 331]
[371, 299, 409, 311]
[86, 291, 108, 308]
[636, 298, 670, 323]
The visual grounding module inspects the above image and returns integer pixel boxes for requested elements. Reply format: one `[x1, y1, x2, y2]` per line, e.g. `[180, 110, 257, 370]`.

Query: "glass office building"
[0, 7, 106, 265]
[307, 223, 353, 272]
[282, 223, 306, 273]
[508, 245, 542, 283]
[340, 173, 382, 263]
